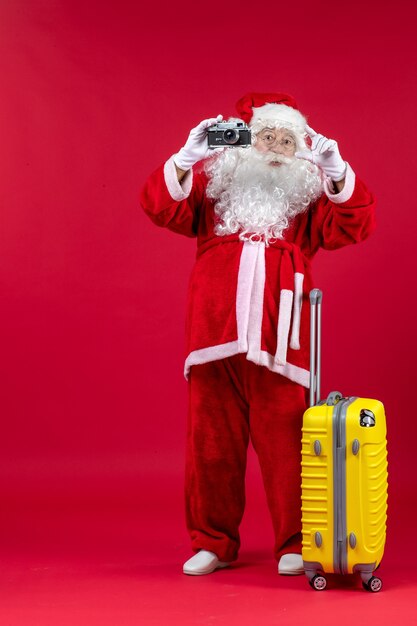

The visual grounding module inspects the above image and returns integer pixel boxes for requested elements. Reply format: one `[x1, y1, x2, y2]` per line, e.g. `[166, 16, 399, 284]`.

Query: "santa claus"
[140, 93, 376, 576]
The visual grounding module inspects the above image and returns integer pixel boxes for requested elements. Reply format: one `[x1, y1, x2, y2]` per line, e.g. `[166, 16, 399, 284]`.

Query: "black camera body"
[207, 121, 251, 149]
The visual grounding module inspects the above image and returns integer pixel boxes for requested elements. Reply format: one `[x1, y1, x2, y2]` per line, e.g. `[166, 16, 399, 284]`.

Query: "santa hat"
[236, 92, 307, 148]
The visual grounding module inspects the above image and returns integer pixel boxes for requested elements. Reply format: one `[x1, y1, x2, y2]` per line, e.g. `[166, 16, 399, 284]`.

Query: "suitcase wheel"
[310, 575, 327, 591]
[362, 576, 383, 593]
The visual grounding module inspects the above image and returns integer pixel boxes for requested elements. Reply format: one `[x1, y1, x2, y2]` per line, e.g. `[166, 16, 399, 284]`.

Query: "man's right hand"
[173, 115, 223, 173]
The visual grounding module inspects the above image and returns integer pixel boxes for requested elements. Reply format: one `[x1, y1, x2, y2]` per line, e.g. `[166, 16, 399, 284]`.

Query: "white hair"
[205, 145, 323, 245]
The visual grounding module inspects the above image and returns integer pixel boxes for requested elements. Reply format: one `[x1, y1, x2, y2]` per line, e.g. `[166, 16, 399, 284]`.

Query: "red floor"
[0, 550, 413, 626]
[0, 461, 415, 626]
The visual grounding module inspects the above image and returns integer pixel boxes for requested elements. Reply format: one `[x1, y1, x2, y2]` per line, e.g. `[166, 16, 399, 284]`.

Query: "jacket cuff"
[163, 155, 193, 201]
[323, 162, 355, 204]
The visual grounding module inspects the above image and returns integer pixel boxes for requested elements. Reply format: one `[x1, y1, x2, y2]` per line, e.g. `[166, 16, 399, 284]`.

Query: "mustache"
[250, 150, 294, 165]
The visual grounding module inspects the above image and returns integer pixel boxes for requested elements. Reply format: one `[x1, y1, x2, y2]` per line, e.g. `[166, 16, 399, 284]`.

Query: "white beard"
[205, 147, 323, 245]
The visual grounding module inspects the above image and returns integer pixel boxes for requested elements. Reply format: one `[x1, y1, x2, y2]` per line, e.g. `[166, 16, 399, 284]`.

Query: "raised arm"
[173, 116, 223, 182]
[295, 125, 347, 192]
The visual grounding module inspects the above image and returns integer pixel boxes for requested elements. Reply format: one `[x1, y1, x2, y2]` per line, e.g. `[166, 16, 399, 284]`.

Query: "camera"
[207, 121, 251, 149]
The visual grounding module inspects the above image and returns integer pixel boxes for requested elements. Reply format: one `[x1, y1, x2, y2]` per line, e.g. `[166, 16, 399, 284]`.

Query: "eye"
[284, 137, 295, 146]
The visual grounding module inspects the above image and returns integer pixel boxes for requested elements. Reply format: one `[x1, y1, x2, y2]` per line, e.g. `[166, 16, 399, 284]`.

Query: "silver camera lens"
[223, 129, 240, 145]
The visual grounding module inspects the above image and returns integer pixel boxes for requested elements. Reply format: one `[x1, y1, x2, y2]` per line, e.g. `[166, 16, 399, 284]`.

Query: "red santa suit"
[140, 108, 376, 564]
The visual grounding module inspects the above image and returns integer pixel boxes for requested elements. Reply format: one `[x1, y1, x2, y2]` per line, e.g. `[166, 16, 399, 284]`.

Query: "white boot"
[183, 550, 230, 576]
[278, 553, 304, 575]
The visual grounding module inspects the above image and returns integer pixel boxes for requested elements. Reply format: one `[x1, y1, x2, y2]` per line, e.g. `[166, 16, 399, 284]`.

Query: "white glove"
[173, 115, 223, 171]
[295, 125, 347, 182]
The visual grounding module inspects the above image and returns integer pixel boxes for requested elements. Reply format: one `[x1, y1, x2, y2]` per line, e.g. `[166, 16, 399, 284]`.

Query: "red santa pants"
[185, 354, 308, 563]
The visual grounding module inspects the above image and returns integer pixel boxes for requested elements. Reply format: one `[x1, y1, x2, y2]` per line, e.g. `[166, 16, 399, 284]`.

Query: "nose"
[270, 143, 286, 155]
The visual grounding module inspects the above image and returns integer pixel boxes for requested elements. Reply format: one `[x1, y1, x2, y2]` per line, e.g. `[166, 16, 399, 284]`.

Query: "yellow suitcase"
[301, 290, 388, 592]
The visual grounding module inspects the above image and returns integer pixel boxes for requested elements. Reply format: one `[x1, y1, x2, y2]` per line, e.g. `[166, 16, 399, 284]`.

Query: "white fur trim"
[236, 242, 259, 353]
[184, 341, 242, 379]
[246, 242, 266, 366]
[163, 155, 193, 201]
[323, 162, 355, 204]
[290, 273, 304, 350]
[251, 103, 306, 133]
[184, 240, 311, 387]
[257, 350, 310, 387]
[275, 289, 293, 366]
[184, 343, 310, 388]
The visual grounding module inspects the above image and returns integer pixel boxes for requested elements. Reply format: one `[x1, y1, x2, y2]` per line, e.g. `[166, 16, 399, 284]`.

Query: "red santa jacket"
[140, 156, 376, 388]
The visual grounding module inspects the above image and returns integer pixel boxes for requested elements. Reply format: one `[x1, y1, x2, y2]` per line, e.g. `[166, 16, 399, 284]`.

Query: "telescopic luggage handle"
[309, 289, 343, 408]
[309, 289, 322, 407]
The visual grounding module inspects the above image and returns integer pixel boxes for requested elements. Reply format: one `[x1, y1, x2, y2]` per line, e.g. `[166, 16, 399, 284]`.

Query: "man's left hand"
[295, 125, 347, 182]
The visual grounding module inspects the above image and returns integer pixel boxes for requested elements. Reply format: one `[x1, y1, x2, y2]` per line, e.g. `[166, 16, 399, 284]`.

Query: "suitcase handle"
[309, 289, 322, 407]
[326, 390, 343, 406]
[310, 289, 323, 406]
[309, 289, 343, 407]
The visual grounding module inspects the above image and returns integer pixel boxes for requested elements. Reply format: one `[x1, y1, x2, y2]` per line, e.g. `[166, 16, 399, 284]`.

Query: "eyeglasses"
[257, 129, 296, 152]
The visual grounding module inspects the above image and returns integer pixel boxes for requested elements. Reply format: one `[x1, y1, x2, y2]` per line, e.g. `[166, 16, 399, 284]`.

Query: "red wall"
[1, 0, 416, 560]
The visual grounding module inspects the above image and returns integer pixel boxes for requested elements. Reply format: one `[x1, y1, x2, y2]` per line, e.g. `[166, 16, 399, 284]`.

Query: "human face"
[254, 127, 297, 163]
